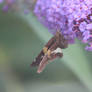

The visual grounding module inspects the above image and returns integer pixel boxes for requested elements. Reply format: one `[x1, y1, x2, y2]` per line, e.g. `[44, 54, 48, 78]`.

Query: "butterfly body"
[31, 31, 68, 73]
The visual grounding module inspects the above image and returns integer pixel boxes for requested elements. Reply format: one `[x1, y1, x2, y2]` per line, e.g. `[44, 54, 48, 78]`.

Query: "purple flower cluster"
[34, 0, 92, 51]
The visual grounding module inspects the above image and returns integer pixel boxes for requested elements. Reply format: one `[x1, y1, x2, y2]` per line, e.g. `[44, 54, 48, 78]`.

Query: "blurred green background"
[0, 7, 92, 92]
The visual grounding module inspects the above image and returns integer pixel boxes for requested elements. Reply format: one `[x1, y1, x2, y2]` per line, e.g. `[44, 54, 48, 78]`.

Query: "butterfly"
[31, 31, 68, 73]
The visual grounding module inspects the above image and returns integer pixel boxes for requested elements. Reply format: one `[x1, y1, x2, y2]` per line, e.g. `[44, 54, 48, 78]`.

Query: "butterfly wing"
[37, 54, 49, 73]
[31, 50, 44, 67]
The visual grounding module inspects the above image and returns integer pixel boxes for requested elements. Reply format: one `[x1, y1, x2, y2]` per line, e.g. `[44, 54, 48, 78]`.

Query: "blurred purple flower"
[34, 0, 92, 51]
[1, 0, 36, 12]
[2, 5, 9, 12]
[0, 0, 3, 4]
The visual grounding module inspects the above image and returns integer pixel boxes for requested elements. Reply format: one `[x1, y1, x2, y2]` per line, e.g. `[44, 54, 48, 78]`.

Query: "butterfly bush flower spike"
[34, 0, 92, 51]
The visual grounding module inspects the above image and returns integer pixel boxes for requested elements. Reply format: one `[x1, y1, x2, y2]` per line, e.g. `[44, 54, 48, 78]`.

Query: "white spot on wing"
[52, 48, 62, 53]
